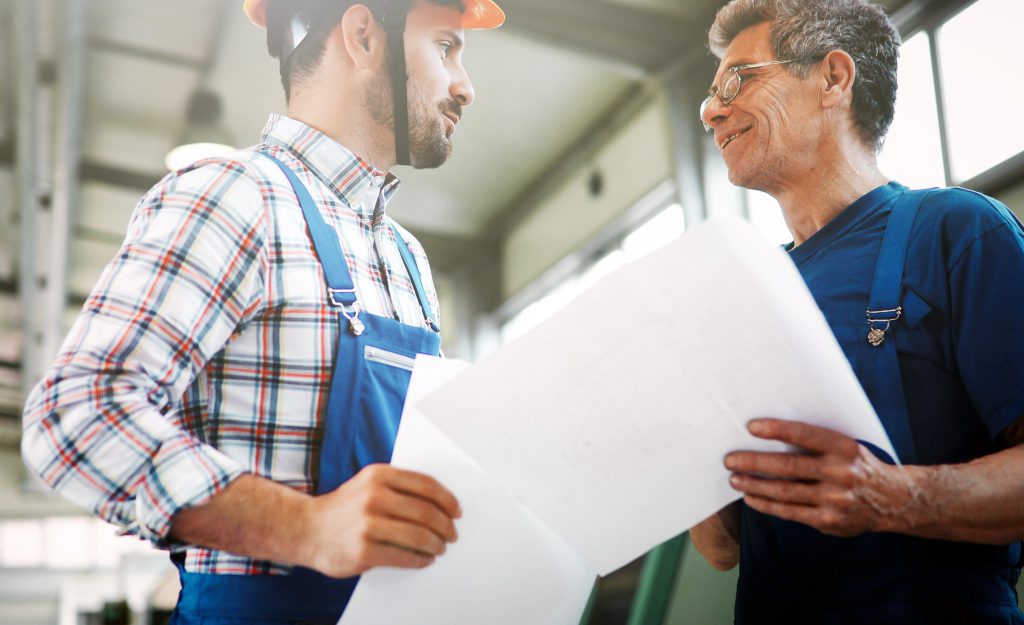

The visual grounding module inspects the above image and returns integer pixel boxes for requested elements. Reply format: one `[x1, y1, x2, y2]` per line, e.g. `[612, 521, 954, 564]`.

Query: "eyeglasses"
[699, 59, 807, 132]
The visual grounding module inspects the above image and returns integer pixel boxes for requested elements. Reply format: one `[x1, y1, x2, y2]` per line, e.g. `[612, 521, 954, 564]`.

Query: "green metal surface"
[625, 533, 689, 625]
[578, 580, 600, 625]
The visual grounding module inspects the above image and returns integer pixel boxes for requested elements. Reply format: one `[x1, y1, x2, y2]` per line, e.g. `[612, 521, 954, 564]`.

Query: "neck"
[286, 87, 396, 172]
[772, 142, 889, 247]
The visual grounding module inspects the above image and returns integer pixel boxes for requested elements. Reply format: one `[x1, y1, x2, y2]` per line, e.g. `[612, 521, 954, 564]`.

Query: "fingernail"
[724, 454, 736, 469]
[748, 419, 765, 434]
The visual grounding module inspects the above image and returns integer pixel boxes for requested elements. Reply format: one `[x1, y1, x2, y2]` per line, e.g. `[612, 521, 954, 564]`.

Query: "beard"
[365, 68, 460, 169]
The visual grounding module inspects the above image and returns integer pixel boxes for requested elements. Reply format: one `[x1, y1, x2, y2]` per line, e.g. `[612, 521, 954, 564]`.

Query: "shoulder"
[913, 186, 1022, 236]
[907, 186, 1023, 262]
[137, 148, 290, 223]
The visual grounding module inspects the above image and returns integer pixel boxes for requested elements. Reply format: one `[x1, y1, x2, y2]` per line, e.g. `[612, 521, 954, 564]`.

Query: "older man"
[693, 0, 1024, 622]
[22, 0, 503, 623]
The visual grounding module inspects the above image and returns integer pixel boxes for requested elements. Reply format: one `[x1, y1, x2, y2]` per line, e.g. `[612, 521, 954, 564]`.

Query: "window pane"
[746, 190, 792, 246]
[939, 0, 1024, 181]
[878, 32, 945, 188]
[622, 203, 685, 261]
[0, 520, 44, 567]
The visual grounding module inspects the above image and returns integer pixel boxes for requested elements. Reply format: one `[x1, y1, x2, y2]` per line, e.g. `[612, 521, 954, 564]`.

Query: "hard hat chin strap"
[382, 0, 411, 167]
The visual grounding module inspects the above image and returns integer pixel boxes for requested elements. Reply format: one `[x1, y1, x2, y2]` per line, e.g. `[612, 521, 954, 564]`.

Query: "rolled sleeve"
[22, 158, 267, 549]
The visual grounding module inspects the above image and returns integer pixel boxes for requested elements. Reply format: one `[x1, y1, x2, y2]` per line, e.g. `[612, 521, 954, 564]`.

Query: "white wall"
[502, 94, 673, 299]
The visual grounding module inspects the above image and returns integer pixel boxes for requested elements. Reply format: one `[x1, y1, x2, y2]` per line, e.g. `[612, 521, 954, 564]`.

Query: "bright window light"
[502, 202, 685, 344]
[0, 519, 44, 567]
[501, 277, 583, 344]
[938, 0, 1024, 181]
[878, 32, 946, 189]
[746, 190, 792, 246]
[44, 517, 94, 569]
[621, 204, 685, 261]
[579, 249, 627, 291]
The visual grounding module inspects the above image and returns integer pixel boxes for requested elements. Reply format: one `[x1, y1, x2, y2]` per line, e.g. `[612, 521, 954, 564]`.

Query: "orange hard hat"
[242, 0, 505, 30]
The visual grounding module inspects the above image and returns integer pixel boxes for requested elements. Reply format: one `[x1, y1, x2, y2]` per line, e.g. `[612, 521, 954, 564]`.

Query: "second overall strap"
[865, 189, 930, 464]
[392, 226, 439, 332]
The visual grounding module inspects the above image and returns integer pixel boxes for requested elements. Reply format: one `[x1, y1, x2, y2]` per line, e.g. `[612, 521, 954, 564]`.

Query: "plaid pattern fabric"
[22, 114, 441, 575]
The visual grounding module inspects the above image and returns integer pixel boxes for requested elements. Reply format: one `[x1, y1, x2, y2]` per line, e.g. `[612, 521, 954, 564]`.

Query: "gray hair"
[708, 0, 900, 151]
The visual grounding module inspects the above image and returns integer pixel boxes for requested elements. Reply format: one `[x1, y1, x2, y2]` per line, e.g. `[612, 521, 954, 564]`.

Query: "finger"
[379, 466, 462, 519]
[730, 473, 821, 505]
[369, 517, 449, 558]
[743, 495, 858, 538]
[725, 451, 828, 481]
[370, 488, 458, 542]
[357, 541, 437, 572]
[748, 419, 860, 457]
[742, 494, 820, 526]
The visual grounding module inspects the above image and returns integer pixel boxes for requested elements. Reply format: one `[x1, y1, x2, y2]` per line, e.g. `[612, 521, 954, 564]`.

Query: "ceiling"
[0, 0, 920, 421]
[73, 0, 726, 245]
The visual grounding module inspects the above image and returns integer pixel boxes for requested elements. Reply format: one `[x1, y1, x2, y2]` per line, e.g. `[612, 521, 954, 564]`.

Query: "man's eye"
[439, 43, 452, 58]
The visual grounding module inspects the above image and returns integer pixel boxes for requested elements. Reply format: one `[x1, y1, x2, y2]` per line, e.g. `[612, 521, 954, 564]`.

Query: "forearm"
[689, 501, 741, 571]
[169, 473, 317, 568]
[895, 445, 1024, 544]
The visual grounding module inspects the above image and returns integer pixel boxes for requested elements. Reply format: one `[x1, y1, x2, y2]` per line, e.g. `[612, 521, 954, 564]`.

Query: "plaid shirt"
[22, 115, 441, 575]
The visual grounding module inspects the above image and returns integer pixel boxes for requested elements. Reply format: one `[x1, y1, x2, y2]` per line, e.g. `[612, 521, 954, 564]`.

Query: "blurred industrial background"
[1, 0, 1022, 622]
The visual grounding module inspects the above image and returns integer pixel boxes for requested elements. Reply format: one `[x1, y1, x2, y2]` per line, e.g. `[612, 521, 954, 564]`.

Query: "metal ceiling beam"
[499, 0, 706, 77]
[88, 37, 205, 70]
[14, 0, 41, 398]
[662, 56, 712, 227]
[79, 159, 164, 192]
[43, 0, 88, 371]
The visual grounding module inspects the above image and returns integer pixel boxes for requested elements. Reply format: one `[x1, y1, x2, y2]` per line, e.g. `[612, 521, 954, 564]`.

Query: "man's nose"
[701, 94, 730, 131]
[451, 63, 475, 106]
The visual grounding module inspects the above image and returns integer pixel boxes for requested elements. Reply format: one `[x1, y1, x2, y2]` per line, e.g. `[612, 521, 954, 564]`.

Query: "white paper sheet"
[339, 356, 596, 625]
[420, 217, 895, 575]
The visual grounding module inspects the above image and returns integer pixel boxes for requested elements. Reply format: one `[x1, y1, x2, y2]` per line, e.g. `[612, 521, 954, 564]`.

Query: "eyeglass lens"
[699, 71, 741, 130]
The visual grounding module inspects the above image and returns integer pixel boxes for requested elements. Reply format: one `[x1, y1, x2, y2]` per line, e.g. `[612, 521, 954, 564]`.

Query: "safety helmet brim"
[242, 0, 504, 30]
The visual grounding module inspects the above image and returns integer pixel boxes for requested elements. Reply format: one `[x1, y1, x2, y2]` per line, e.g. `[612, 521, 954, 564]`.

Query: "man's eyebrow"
[436, 29, 464, 50]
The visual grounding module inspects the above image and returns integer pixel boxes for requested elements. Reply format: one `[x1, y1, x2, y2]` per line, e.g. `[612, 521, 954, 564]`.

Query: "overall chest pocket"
[892, 287, 949, 370]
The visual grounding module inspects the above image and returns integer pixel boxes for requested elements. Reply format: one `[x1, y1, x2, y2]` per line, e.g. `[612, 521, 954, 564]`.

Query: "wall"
[502, 94, 673, 299]
[996, 179, 1024, 222]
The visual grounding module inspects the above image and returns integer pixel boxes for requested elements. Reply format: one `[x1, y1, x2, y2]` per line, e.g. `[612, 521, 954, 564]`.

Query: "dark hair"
[708, 0, 900, 151]
[267, 0, 466, 102]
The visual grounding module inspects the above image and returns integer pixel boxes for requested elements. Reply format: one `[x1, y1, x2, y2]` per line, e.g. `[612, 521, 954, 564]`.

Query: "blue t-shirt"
[736, 182, 1024, 622]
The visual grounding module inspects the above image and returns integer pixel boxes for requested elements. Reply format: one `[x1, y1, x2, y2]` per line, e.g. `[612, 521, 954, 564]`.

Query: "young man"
[22, 0, 503, 622]
[693, 0, 1024, 622]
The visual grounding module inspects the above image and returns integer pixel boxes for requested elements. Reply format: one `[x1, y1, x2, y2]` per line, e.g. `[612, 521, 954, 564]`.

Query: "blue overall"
[170, 153, 442, 624]
[736, 184, 1024, 623]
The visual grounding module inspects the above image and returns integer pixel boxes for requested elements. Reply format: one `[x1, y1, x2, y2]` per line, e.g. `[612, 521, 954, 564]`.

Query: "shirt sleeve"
[946, 192, 1024, 440]
[21, 158, 269, 548]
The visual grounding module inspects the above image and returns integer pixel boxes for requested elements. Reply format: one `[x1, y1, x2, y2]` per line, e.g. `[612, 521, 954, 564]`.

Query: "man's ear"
[819, 49, 856, 109]
[338, 3, 385, 70]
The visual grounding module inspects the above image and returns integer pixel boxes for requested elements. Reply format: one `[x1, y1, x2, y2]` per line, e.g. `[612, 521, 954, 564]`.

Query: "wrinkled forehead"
[711, 22, 776, 82]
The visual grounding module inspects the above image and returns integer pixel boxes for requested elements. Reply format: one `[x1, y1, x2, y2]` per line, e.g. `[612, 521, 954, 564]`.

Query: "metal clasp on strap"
[327, 288, 357, 307]
[327, 288, 365, 336]
[865, 306, 902, 347]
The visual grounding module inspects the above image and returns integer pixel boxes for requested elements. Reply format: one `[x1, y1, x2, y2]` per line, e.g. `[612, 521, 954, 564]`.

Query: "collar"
[259, 114, 401, 216]
[788, 181, 906, 264]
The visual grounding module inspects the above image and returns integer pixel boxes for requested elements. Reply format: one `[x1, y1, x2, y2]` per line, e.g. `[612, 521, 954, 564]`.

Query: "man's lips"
[718, 127, 750, 150]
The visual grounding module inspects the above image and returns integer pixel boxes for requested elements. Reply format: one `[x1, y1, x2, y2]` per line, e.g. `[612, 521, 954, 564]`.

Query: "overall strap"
[392, 227, 440, 332]
[865, 189, 930, 464]
[261, 152, 358, 308]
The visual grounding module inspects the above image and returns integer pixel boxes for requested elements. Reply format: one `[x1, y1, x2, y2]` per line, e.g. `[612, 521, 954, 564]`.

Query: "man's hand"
[169, 464, 461, 579]
[304, 463, 461, 578]
[725, 418, 921, 537]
